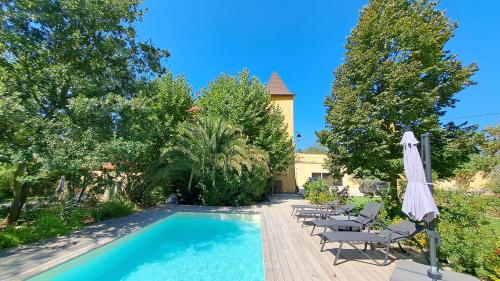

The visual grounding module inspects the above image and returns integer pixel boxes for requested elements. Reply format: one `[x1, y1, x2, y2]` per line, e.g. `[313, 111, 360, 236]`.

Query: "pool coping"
[0, 204, 260, 281]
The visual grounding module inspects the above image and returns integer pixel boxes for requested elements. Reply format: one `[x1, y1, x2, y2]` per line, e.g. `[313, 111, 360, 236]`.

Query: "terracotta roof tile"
[266, 71, 294, 95]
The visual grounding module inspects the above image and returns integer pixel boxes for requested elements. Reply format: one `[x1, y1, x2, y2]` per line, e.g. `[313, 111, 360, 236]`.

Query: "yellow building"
[266, 72, 363, 194]
[266, 72, 296, 193]
[294, 152, 363, 195]
[295, 153, 332, 186]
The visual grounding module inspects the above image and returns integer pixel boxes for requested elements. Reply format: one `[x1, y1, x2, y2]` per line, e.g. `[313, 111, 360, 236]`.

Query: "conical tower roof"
[266, 72, 294, 96]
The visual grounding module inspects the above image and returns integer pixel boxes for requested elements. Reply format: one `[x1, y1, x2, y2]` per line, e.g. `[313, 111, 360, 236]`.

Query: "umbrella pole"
[421, 133, 442, 281]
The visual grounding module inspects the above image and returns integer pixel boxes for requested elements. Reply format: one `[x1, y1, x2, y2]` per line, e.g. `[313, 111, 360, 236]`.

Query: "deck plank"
[262, 206, 286, 281]
[261, 194, 410, 281]
[265, 203, 310, 281]
[260, 211, 276, 281]
[266, 202, 330, 281]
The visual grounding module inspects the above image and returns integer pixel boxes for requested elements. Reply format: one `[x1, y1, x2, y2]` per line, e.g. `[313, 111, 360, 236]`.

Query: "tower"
[266, 72, 296, 193]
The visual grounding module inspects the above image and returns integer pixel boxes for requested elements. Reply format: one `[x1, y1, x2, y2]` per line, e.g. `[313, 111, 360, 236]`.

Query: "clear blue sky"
[137, 0, 500, 149]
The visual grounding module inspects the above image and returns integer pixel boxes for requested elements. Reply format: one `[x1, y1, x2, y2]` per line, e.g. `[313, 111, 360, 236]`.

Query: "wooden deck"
[261, 194, 412, 281]
[0, 195, 419, 280]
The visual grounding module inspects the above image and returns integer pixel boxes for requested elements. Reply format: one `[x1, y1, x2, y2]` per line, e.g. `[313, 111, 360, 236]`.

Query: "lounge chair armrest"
[391, 229, 411, 236]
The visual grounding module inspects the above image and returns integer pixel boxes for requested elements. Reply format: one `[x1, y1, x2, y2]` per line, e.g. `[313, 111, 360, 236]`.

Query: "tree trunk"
[388, 176, 399, 201]
[211, 170, 216, 205]
[188, 169, 194, 191]
[211, 170, 216, 192]
[5, 164, 28, 225]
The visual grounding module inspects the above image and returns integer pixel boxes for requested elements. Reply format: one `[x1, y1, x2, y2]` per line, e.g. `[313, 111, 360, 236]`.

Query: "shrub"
[123, 176, 145, 204]
[350, 196, 380, 213]
[143, 185, 170, 207]
[0, 198, 135, 249]
[0, 164, 15, 202]
[123, 175, 166, 207]
[205, 166, 270, 206]
[0, 208, 78, 249]
[304, 179, 335, 204]
[316, 191, 335, 205]
[434, 190, 499, 280]
[35, 210, 75, 237]
[488, 164, 500, 193]
[353, 188, 499, 279]
[91, 199, 134, 222]
[187, 165, 271, 207]
[358, 179, 389, 197]
[161, 114, 270, 206]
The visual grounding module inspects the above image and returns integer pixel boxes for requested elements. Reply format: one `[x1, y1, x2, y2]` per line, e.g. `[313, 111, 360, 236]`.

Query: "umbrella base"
[427, 268, 443, 280]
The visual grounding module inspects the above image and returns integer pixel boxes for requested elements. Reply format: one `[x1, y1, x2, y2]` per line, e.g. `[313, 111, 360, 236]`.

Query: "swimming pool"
[29, 212, 264, 281]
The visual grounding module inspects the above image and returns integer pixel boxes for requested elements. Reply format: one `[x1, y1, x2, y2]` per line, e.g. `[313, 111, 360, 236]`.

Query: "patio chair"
[319, 220, 425, 266]
[296, 203, 356, 224]
[307, 202, 382, 235]
[290, 200, 339, 216]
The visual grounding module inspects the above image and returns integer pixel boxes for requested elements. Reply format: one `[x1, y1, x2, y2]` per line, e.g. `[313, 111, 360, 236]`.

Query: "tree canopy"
[198, 70, 294, 174]
[153, 70, 295, 205]
[454, 125, 500, 189]
[0, 0, 170, 223]
[318, 0, 481, 184]
[158, 114, 269, 205]
[299, 144, 329, 154]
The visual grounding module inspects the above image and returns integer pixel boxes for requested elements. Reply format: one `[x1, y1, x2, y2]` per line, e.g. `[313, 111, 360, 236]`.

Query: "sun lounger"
[290, 200, 339, 216]
[296, 203, 356, 224]
[307, 202, 382, 235]
[319, 220, 425, 265]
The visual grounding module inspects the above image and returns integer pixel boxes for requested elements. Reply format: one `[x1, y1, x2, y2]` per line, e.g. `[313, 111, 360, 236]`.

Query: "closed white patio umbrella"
[392, 131, 478, 280]
[400, 131, 440, 280]
[400, 131, 439, 222]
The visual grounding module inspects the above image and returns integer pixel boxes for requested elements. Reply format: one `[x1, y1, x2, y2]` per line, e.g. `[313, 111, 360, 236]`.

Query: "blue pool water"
[29, 212, 264, 281]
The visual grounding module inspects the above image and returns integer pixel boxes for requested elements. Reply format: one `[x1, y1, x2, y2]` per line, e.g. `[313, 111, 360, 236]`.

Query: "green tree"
[318, 0, 480, 189]
[113, 74, 194, 205]
[23, 72, 192, 210]
[482, 125, 500, 158]
[198, 70, 294, 174]
[454, 125, 500, 190]
[0, 164, 15, 202]
[0, 0, 168, 223]
[117, 74, 194, 165]
[159, 115, 269, 205]
[0, 93, 47, 223]
[300, 144, 329, 154]
[485, 125, 500, 193]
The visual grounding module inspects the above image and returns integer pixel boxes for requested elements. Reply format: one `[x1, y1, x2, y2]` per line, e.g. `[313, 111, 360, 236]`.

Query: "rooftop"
[266, 72, 294, 96]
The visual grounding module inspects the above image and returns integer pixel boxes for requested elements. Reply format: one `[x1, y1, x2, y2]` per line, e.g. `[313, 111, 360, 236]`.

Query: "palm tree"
[159, 114, 269, 197]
